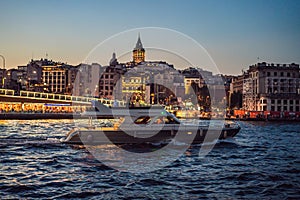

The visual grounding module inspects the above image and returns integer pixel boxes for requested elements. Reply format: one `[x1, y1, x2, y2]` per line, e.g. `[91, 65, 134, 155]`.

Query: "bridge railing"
[0, 89, 15, 96]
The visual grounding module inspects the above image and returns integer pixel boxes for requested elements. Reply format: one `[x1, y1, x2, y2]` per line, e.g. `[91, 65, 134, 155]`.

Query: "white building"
[72, 63, 101, 97]
[243, 62, 300, 112]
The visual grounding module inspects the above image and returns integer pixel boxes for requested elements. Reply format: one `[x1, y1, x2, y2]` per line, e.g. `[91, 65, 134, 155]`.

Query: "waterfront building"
[229, 74, 244, 109]
[4, 69, 19, 91]
[17, 66, 27, 90]
[27, 61, 43, 91]
[72, 63, 101, 97]
[230, 75, 244, 93]
[42, 65, 67, 94]
[99, 65, 123, 99]
[242, 62, 300, 112]
[66, 65, 79, 95]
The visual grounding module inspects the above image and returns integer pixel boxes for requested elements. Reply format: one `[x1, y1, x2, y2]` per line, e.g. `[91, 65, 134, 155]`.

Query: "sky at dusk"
[0, 0, 299, 74]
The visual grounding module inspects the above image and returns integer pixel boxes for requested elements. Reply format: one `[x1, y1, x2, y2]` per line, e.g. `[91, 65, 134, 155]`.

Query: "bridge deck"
[0, 89, 125, 106]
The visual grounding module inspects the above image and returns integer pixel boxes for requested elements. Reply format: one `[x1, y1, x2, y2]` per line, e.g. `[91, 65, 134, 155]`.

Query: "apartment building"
[243, 62, 300, 112]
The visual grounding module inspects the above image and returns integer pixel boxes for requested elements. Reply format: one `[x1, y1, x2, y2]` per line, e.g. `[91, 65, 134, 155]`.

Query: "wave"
[0, 137, 62, 146]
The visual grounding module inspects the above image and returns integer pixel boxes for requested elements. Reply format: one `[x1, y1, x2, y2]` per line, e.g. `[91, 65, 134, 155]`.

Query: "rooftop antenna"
[46, 52, 48, 60]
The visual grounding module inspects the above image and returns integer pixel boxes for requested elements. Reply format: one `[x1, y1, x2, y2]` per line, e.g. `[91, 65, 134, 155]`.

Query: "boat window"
[134, 116, 152, 124]
[154, 116, 180, 124]
[154, 117, 164, 124]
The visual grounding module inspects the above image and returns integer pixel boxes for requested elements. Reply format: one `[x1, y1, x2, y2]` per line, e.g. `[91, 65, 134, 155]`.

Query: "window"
[271, 106, 275, 111]
[284, 106, 287, 111]
[290, 100, 294, 105]
[267, 72, 270, 76]
[280, 87, 284, 93]
[274, 72, 277, 76]
[277, 106, 281, 111]
[290, 106, 293, 111]
[280, 72, 284, 77]
[263, 99, 267, 104]
[284, 100, 287, 104]
[271, 100, 275, 104]
[287, 72, 290, 77]
[268, 87, 272, 93]
[263, 106, 267, 111]
[134, 116, 152, 124]
[296, 100, 299, 105]
[296, 106, 299, 112]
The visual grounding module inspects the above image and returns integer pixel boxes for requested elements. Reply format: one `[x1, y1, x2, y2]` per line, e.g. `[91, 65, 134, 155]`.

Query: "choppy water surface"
[0, 119, 299, 199]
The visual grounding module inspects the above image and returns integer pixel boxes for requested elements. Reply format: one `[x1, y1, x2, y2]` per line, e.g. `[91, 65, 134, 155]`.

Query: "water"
[0, 120, 299, 199]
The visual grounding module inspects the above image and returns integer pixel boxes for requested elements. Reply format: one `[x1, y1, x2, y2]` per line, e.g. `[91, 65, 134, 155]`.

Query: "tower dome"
[109, 52, 118, 66]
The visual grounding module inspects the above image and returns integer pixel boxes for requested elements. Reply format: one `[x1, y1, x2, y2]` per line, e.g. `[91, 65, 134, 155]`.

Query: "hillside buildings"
[3, 35, 299, 114]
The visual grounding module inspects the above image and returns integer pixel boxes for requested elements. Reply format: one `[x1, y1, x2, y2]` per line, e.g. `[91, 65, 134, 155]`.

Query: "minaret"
[133, 33, 145, 64]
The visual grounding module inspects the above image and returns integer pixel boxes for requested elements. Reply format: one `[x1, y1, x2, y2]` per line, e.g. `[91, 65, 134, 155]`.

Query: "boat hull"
[64, 126, 240, 145]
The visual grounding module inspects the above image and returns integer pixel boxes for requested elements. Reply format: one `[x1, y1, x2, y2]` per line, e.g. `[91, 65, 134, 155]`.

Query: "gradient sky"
[0, 0, 299, 74]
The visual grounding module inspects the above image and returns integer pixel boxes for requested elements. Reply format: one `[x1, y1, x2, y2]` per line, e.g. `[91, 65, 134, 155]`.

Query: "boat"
[64, 101, 241, 145]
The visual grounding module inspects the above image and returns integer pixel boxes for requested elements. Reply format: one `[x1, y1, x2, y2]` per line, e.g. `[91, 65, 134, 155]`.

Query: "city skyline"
[0, 0, 300, 75]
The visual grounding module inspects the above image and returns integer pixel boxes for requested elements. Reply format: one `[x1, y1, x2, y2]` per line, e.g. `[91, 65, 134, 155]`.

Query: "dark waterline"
[0, 120, 299, 199]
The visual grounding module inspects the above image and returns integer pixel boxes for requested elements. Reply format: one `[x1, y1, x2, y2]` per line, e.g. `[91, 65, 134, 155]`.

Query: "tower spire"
[133, 33, 145, 64]
[135, 33, 143, 50]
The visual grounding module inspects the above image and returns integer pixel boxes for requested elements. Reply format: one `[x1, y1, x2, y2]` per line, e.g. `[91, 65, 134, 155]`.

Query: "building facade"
[243, 62, 300, 112]
[72, 63, 101, 97]
[4, 69, 19, 91]
[228, 75, 244, 109]
[17, 66, 27, 90]
[42, 65, 67, 94]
